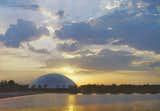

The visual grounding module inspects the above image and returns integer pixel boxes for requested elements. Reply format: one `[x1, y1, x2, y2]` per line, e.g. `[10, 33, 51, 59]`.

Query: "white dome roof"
[30, 73, 76, 89]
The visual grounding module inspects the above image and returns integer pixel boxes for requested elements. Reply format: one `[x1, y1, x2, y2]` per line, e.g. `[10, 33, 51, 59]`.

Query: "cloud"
[56, 0, 160, 52]
[50, 37, 160, 72]
[101, 41, 160, 68]
[0, 19, 49, 48]
[44, 48, 140, 72]
[57, 42, 80, 52]
[27, 43, 50, 54]
[55, 21, 110, 44]
[0, 0, 159, 74]
[150, 62, 160, 70]
[56, 10, 65, 18]
[74, 50, 135, 71]
[0, 0, 39, 10]
[102, 0, 121, 10]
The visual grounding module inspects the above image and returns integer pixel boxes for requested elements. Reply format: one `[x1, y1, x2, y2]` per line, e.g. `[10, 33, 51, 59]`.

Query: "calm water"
[0, 93, 159, 111]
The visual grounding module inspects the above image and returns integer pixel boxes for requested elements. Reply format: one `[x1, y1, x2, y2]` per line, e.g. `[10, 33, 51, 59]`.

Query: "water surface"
[0, 93, 159, 111]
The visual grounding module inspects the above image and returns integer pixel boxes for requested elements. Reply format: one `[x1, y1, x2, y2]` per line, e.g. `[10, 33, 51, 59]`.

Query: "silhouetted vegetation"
[78, 84, 160, 94]
[0, 80, 28, 92]
[0, 80, 160, 94]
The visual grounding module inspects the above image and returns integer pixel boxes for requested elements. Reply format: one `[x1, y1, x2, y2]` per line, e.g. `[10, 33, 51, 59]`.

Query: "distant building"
[30, 73, 76, 89]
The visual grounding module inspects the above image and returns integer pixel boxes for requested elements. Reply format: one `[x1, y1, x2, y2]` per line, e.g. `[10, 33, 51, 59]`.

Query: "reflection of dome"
[30, 73, 76, 89]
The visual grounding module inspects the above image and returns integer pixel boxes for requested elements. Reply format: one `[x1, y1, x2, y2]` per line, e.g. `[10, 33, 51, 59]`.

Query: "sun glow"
[44, 66, 77, 75]
[61, 66, 75, 74]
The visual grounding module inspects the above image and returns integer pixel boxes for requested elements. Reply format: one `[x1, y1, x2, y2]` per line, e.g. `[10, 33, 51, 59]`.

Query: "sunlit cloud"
[104, 0, 121, 10]
[62, 53, 81, 59]
[44, 65, 80, 75]
[39, 8, 58, 20]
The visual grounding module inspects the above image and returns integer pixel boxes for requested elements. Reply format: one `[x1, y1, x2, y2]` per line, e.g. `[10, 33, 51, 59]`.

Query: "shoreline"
[0, 91, 160, 99]
[0, 91, 43, 99]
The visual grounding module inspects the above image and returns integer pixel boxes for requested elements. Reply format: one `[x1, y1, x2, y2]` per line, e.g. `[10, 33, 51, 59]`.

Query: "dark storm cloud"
[56, 0, 160, 52]
[0, 0, 39, 10]
[0, 19, 49, 48]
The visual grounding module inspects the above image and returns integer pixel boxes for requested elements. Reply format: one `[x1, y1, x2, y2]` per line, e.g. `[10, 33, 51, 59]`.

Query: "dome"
[30, 73, 76, 89]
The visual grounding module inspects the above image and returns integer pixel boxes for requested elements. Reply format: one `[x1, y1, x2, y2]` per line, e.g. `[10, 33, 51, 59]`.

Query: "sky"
[0, 0, 160, 85]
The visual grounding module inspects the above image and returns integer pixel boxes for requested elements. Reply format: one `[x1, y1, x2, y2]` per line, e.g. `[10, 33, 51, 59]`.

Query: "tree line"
[0, 80, 160, 94]
[0, 80, 28, 91]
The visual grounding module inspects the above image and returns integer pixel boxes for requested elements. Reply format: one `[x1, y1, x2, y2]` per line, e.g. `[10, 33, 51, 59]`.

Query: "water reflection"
[66, 95, 76, 111]
[0, 94, 159, 111]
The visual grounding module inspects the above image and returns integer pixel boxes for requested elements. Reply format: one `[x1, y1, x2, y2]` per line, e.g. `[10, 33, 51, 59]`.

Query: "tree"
[8, 80, 16, 88]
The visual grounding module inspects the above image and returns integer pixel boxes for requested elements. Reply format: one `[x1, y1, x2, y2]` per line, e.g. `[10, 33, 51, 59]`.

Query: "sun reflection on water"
[67, 105, 75, 111]
[66, 95, 76, 111]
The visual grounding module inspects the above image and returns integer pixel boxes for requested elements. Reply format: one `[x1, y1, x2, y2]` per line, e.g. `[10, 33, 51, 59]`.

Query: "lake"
[0, 94, 159, 111]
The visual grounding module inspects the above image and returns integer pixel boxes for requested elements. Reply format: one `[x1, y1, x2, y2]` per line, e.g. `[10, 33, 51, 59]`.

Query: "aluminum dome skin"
[30, 73, 76, 89]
